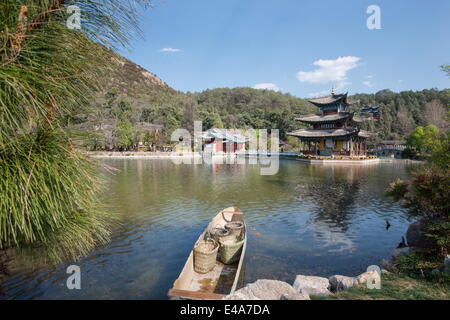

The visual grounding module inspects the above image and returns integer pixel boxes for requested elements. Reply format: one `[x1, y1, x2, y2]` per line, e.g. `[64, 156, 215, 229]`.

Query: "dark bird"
[396, 236, 407, 248]
[385, 219, 391, 230]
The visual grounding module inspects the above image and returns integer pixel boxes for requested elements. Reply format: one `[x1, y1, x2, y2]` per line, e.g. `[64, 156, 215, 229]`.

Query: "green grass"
[323, 273, 449, 300]
[312, 253, 450, 300]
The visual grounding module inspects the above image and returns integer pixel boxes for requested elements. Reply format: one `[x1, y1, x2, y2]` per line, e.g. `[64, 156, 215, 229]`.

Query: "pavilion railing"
[300, 150, 367, 156]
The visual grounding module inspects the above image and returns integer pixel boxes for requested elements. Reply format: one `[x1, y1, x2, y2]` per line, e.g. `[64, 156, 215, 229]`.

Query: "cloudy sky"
[122, 0, 450, 97]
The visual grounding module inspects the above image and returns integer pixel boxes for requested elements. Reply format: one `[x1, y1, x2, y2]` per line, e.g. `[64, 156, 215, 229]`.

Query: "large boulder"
[406, 220, 435, 249]
[356, 270, 381, 286]
[292, 275, 332, 296]
[392, 247, 411, 257]
[329, 275, 357, 292]
[223, 279, 301, 300]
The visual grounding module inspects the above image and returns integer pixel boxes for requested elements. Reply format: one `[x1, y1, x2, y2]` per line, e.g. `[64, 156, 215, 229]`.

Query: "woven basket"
[219, 238, 244, 265]
[225, 221, 244, 237]
[210, 227, 236, 243]
[193, 238, 219, 274]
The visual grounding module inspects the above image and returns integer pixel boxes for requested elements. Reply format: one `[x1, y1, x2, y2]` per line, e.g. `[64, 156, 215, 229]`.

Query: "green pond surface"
[1, 158, 418, 299]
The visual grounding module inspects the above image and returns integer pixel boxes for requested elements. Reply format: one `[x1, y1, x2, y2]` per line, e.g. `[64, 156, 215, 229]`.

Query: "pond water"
[1, 158, 419, 299]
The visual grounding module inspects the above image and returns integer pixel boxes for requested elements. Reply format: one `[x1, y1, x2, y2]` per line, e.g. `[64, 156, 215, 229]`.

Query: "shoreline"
[84, 151, 425, 164]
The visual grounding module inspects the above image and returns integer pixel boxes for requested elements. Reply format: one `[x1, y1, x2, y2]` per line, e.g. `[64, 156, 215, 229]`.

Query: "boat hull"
[168, 207, 246, 300]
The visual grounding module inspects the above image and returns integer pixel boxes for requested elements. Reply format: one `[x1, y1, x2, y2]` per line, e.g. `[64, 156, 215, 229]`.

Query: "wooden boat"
[168, 207, 247, 300]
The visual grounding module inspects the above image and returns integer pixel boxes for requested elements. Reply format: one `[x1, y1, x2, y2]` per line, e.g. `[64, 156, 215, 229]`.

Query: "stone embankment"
[223, 270, 383, 300]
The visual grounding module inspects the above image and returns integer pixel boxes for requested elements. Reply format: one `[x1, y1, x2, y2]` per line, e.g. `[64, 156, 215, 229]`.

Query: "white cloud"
[363, 80, 373, 87]
[297, 56, 361, 85]
[160, 47, 182, 53]
[366, 75, 373, 79]
[253, 83, 280, 92]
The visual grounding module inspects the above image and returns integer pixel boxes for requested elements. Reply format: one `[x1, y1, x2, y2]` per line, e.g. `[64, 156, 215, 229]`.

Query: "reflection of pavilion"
[297, 165, 370, 233]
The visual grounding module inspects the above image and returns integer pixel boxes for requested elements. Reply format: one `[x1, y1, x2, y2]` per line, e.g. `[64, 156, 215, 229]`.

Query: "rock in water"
[223, 279, 301, 300]
[292, 275, 331, 296]
[329, 275, 357, 291]
[431, 268, 441, 275]
[392, 247, 411, 257]
[406, 220, 435, 249]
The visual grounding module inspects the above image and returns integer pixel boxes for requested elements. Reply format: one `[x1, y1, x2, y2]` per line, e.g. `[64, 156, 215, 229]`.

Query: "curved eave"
[358, 130, 371, 138]
[295, 112, 354, 124]
[287, 128, 359, 139]
[307, 93, 348, 107]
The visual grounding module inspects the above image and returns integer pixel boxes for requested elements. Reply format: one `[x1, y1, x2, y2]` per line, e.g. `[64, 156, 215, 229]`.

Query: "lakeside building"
[200, 128, 247, 153]
[372, 140, 406, 158]
[288, 91, 371, 157]
[360, 105, 381, 119]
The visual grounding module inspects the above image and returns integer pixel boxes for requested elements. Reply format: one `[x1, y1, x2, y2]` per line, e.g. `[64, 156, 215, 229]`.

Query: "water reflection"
[0, 159, 418, 299]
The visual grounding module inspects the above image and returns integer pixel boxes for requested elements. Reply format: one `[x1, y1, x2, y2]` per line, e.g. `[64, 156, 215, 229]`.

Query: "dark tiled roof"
[295, 112, 353, 123]
[287, 128, 359, 138]
[307, 93, 348, 106]
[358, 130, 371, 138]
[199, 128, 247, 143]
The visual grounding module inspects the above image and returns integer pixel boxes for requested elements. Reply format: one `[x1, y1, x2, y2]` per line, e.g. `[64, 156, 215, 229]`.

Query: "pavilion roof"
[287, 128, 359, 138]
[295, 112, 353, 123]
[307, 93, 348, 106]
[307, 92, 359, 108]
[200, 128, 247, 143]
[352, 115, 372, 123]
[358, 130, 371, 138]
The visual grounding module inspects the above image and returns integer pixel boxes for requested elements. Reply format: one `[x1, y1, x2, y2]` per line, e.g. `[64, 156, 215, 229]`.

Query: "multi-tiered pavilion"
[288, 91, 370, 158]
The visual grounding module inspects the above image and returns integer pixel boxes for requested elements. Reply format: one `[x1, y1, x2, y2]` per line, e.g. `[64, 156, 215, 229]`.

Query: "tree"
[395, 105, 415, 136]
[115, 117, 136, 150]
[406, 125, 442, 155]
[0, 1, 145, 262]
[182, 99, 197, 133]
[442, 64, 450, 77]
[386, 166, 450, 255]
[422, 99, 448, 132]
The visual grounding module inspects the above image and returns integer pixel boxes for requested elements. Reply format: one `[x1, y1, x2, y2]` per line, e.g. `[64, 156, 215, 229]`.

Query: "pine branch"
[4, 1, 66, 66]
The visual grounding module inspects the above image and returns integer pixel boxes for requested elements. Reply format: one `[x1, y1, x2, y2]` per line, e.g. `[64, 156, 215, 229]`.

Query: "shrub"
[386, 166, 450, 255]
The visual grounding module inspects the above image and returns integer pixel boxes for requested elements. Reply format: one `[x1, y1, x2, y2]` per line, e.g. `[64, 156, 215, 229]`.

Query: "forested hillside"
[351, 89, 449, 144]
[70, 55, 449, 150]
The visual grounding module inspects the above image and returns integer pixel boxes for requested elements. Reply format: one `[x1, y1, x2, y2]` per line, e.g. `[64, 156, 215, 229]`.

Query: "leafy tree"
[442, 64, 450, 77]
[115, 117, 136, 150]
[406, 125, 442, 155]
[386, 65, 450, 257]
[386, 166, 450, 255]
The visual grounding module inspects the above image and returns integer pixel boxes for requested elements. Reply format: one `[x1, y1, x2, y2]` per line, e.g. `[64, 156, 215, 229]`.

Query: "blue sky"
[121, 0, 450, 97]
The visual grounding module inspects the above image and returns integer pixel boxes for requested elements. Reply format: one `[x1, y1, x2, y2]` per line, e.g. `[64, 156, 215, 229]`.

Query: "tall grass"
[0, 1, 147, 263]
